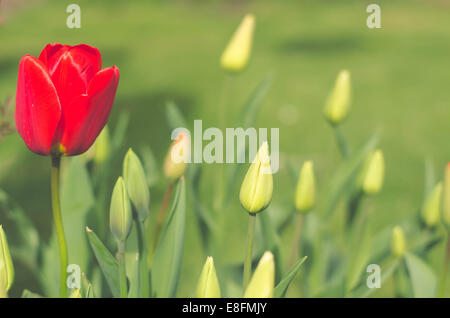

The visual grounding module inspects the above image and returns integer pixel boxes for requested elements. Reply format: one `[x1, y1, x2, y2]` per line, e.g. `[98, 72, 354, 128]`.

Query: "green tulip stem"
[346, 190, 364, 228]
[289, 213, 305, 268]
[215, 74, 233, 212]
[438, 233, 450, 297]
[50, 156, 68, 298]
[118, 241, 128, 298]
[150, 183, 173, 263]
[135, 218, 150, 297]
[333, 125, 351, 159]
[243, 213, 256, 291]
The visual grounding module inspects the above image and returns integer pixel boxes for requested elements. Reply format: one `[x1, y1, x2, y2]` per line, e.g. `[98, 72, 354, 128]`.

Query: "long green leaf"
[61, 158, 94, 273]
[0, 189, 40, 272]
[239, 75, 272, 128]
[165, 101, 188, 131]
[274, 256, 308, 298]
[151, 177, 187, 297]
[21, 289, 42, 298]
[225, 75, 272, 202]
[405, 252, 437, 298]
[319, 130, 380, 219]
[86, 227, 120, 298]
[346, 222, 372, 293]
[260, 210, 284, 281]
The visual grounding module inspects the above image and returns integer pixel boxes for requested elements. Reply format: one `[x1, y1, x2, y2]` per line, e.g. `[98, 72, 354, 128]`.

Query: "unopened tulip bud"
[0, 225, 14, 298]
[94, 126, 111, 164]
[220, 14, 255, 73]
[391, 226, 406, 258]
[295, 160, 316, 213]
[123, 148, 150, 221]
[240, 142, 273, 214]
[69, 288, 82, 298]
[361, 150, 385, 195]
[442, 163, 450, 229]
[109, 177, 132, 242]
[196, 256, 221, 298]
[243, 251, 274, 298]
[422, 182, 442, 228]
[164, 131, 190, 182]
[324, 70, 351, 125]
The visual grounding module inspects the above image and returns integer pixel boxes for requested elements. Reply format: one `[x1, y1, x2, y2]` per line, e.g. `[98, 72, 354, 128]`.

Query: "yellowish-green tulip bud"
[164, 131, 189, 181]
[421, 182, 442, 228]
[442, 163, 450, 229]
[391, 226, 406, 258]
[123, 148, 150, 221]
[240, 142, 273, 214]
[196, 256, 221, 298]
[0, 225, 14, 298]
[361, 150, 385, 195]
[295, 160, 316, 213]
[220, 14, 255, 73]
[94, 126, 111, 164]
[69, 288, 82, 298]
[243, 251, 274, 298]
[324, 70, 351, 125]
[109, 177, 133, 242]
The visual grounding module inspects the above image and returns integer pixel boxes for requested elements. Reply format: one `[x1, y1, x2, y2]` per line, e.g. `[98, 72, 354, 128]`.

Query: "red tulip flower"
[15, 43, 120, 156]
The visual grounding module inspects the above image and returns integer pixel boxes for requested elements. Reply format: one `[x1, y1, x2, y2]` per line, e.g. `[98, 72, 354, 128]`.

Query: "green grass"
[1, 0, 450, 297]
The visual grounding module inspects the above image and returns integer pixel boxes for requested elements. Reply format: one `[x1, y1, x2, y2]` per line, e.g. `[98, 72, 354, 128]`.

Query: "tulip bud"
[196, 256, 221, 298]
[94, 126, 111, 164]
[109, 177, 133, 242]
[421, 182, 442, 228]
[391, 226, 406, 258]
[123, 148, 150, 221]
[295, 160, 316, 213]
[243, 251, 274, 298]
[220, 14, 255, 73]
[361, 150, 385, 195]
[240, 142, 273, 214]
[69, 288, 82, 298]
[442, 163, 450, 229]
[324, 70, 351, 125]
[0, 225, 14, 298]
[164, 131, 190, 182]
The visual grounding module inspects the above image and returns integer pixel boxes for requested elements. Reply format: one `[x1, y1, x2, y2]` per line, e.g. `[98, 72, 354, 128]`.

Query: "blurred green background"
[1, 0, 450, 297]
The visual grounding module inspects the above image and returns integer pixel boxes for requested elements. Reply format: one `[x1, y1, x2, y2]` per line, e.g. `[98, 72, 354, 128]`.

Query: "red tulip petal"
[40, 44, 102, 109]
[60, 66, 119, 155]
[38, 43, 67, 68]
[15, 55, 61, 155]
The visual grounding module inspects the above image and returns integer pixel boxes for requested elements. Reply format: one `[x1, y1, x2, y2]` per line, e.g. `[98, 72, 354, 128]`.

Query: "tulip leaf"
[151, 177, 186, 297]
[346, 220, 372, 293]
[111, 112, 130, 153]
[225, 75, 272, 202]
[424, 158, 436, 199]
[61, 158, 94, 274]
[405, 252, 437, 298]
[260, 209, 284, 281]
[0, 189, 40, 272]
[85, 284, 95, 298]
[239, 74, 272, 128]
[165, 101, 188, 131]
[319, 130, 380, 219]
[86, 227, 120, 298]
[274, 256, 307, 298]
[21, 289, 43, 298]
[140, 145, 160, 188]
[188, 164, 216, 253]
[350, 259, 399, 298]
